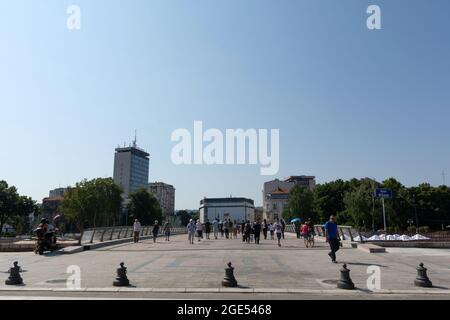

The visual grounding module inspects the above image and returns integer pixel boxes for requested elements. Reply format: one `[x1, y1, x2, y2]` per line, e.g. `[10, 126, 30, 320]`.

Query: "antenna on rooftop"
[133, 129, 137, 147]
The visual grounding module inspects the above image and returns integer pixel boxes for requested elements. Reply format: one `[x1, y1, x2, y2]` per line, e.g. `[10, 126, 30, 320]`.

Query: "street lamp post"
[371, 178, 376, 233]
[414, 203, 418, 229]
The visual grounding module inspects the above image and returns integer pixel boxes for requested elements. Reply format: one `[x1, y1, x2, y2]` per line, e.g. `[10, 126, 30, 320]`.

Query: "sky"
[1, 0, 449, 209]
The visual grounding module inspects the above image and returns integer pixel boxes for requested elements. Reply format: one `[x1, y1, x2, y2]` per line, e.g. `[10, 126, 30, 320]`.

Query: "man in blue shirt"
[324, 215, 340, 263]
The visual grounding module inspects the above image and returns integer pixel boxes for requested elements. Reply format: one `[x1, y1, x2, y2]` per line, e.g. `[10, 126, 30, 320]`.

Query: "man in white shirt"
[196, 219, 203, 241]
[133, 219, 142, 243]
[274, 218, 283, 247]
[212, 218, 219, 240]
[187, 219, 196, 244]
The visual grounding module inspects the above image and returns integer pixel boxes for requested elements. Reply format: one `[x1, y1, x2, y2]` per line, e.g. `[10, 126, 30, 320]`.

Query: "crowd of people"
[132, 214, 342, 264]
[183, 217, 316, 248]
[132, 218, 173, 243]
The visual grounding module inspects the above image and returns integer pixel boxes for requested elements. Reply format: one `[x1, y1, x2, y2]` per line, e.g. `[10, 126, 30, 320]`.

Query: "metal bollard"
[414, 263, 432, 288]
[113, 262, 130, 287]
[5, 261, 23, 285]
[337, 264, 355, 290]
[222, 262, 238, 287]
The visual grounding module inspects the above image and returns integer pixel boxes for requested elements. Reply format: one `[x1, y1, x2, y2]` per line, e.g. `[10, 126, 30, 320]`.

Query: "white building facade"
[199, 197, 255, 223]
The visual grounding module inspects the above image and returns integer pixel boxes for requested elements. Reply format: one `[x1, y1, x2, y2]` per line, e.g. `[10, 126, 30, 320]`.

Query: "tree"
[288, 185, 315, 221]
[409, 184, 450, 229]
[13, 195, 39, 234]
[59, 178, 123, 232]
[0, 181, 19, 234]
[177, 210, 191, 226]
[313, 179, 350, 223]
[282, 208, 296, 222]
[343, 181, 374, 229]
[380, 178, 409, 230]
[0, 181, 38, 235]
[127, 188, 162, 225]
[190, 211, 200, 222]
[306, 177, 450, 231]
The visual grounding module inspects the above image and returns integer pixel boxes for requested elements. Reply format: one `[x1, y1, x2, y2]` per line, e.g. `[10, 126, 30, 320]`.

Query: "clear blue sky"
[1, 0, 449, 209]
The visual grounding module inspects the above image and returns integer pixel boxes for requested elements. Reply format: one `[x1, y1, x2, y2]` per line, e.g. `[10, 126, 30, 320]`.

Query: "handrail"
[286, 224, 359, 242]
[80, 224, 359, 244]
[80, 226, 188, 244]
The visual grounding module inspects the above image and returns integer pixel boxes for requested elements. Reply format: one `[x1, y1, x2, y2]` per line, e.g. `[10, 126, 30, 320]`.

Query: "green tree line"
[286, 178, 450, 231]
[0, 180, 40, 235]
[1, 178, 163, 235]
[59, 178, 162, 232]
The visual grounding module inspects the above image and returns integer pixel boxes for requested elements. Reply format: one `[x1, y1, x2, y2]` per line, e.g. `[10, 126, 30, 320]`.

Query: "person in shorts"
[306, 218, 315, 245]
[196, 219, 203, 241]
[274, 218, 283, 247]
[205, 219, 211, 239]
[133, 219, 141, 243]
[269, 223, 275, 240]
[232, 220, 238, 239]
[163, 220, 172, 241]
[152, 220, 159, 243]
[187, 219, 196, 244]
[213, 218, 219, 240]
[262, 219, 268, 240]
[301, 223, 310, 247]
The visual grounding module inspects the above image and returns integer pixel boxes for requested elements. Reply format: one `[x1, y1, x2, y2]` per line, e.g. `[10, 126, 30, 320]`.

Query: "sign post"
[375, 188, 393, 232]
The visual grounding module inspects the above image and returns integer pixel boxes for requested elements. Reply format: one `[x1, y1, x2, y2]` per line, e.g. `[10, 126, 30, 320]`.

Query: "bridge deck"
[1, 234, 450, 295]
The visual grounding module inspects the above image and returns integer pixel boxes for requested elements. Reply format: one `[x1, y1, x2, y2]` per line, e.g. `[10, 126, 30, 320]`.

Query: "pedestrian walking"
[250, 221, 255, 242]
[133, 219, 141, 243]
[187, 219, 196, 244]
[152, 220, 160, 243]
[280, 218, 286, 240]
[233, 220, 238, 239]
[241, 221, 246, 242]
[324, 215, 340, 263]
[301, 223, 310, 247]
[269, 223, 274, 240]
[262, 219, 268, 240]
[196, 219, 203, 241]
[163, 220, 172, 241]
[205, 219, 211, 239]
[219, 220, 224, 238]
[274, 218, 282, 247]
[294, 221, 301, 239]
[213, 218, 219, 239]
[244, 220, 251, 243]
[254, 220, 261, 244]
[306, 218, 315, 247]
[224, 219, 230, 239]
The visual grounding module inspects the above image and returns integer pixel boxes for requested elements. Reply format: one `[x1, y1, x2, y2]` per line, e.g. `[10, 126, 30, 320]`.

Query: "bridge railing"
[312, 224, 361, 242]
[286, 224, 361, 242]
[284, 224, 296, 233]
[80, 226, 187, 245]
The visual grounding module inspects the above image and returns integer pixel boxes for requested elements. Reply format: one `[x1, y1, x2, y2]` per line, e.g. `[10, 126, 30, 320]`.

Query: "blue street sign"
[375, 188, 393, 199]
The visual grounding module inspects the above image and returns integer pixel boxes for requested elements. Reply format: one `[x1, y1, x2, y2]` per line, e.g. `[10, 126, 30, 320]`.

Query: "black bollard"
[337, 264, 355, 290]
[414, 263, 432, 288]
[113, 262, 130, 287]
[5, 261, 23, 285]
[222, 262, 238, 287]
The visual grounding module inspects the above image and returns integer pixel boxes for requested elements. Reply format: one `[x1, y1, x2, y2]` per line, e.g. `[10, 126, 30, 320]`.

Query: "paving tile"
[1, 234, 450, 296]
